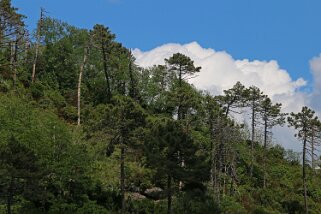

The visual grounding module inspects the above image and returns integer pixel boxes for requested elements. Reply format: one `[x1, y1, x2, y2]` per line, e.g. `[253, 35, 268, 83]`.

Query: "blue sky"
[13, 0, 321, 85]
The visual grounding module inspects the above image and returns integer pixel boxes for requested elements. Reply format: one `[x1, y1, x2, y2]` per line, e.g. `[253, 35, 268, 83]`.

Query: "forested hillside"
[1, 1, 321, 213]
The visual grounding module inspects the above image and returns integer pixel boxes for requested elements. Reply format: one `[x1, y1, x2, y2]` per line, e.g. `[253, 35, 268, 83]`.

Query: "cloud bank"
[133, 42, 307, 110]
[133, 42, 321, 152]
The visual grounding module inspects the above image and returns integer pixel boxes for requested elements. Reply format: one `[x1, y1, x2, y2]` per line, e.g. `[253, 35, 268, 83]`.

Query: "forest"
[1, 0, 321, 213]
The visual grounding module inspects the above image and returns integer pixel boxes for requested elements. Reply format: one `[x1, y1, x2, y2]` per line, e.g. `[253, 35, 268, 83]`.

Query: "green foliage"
[174, 191, 220, 214]
[2, 2, 321, 213]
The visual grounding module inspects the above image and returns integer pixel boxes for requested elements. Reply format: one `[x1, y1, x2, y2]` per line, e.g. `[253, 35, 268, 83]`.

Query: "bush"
[30, 82, 45, 100]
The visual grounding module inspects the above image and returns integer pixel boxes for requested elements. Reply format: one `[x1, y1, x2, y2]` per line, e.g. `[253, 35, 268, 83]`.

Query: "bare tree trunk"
[128, 52, 136, 100]
[250, 104, 255, 178]
[10, 42, 16, 87]
[177, 64, 184, 190]
[101, 42, 111, 102]
[263, 118, 268, 188]
[303, 137, 308, 214]
[167, 174, 172, 214]
[311, 129, 315, 171]
[32, 8, 44, 83]
[77, 47, 89, 126]
[210, 123, 215, 188]
[120, 144, 125, 214]
[13, 41, 18, 88]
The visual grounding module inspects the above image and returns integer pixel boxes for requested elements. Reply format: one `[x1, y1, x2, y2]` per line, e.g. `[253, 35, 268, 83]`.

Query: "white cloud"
[309, 54, 321, 111]
[132, 41, 313, 152]
[133, 42, 306, 97]
[133, 41, 306, 107]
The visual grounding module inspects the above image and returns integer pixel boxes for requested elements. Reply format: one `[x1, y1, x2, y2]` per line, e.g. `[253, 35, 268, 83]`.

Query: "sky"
[13, 0, 321, 84]
[12, 0, 321, 151]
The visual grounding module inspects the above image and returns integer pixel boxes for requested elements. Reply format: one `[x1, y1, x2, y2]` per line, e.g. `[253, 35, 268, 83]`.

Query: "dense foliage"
[1, 1, 321, 213]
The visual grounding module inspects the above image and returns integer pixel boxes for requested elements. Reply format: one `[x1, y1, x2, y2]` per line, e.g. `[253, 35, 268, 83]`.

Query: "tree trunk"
[311, 129, 315, 171]
[128, 54, 136, 100]
[263, 117, 267, 188]
[177, 64, 184, 190]
[250, 103, 255, 178]
[167, 174, 172, 214]
[10, 41, 16, 88]
[210, 121, 215, 187]
[101, 42, 111, 102]
[77, 47, 88, 126]
[303, 137, 308, 214]
[120, 144, 125, 214]
[217, 122, 224, 204]
[32, 8, 44, 83]
[13, 41, 18, 88]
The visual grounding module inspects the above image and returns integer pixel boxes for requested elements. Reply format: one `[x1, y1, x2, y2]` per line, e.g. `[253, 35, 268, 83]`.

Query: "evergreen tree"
[288, 106, 318, 214]
[259, 96, 286, 188]
[0, 136, 42, 214]
[91, 24, 115, 102]
[245, 86, 265, 178]
[145, 118, 206, 214]
[217, 81, 247, 116]
[165, 53, 201, 120]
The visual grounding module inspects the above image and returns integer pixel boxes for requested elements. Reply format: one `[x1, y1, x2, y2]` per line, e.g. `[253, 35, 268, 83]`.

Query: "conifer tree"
[259, 96, 286, 188]
[107, 96, 146, 213]
[245, 86, 265, 178]
[165, 53, 201, 120]
[217, 81, 247, 116]
[91, 24, 115, 102]
[288, 106, 318, 214]
[146, 118, 205, 214]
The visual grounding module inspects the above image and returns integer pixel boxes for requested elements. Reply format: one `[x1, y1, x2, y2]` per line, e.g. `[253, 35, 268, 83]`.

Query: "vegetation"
[1, 1, 321, 213]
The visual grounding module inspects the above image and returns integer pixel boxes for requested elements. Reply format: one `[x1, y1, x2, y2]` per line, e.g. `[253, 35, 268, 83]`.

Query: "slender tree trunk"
[32, 8, 44, 83]
[303, 137, 308, 214]
[77, 47, 88, 126]
[120, 144, 125, 214]
[209, 121, 215, 188]
[209, 120, 219, 200]
[13, 41, 18, 88]
[217, 121, 224, 204]
[311, 129, 315, 171]
[167, 174, 172, 214]
[177, 65, 183, 120]
[225, 104, 230, 117]
[101, 42, 111, 102]
[10, 42, 16, 87]
[24, 35, 30, 63]
[128, 54, 136, 99]
[250, 103, 255, 178]
[177, 64, 184, 190]
[263, 118, 268, 188]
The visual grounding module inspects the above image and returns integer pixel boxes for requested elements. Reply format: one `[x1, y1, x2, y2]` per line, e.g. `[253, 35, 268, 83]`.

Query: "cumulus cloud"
[309, 54, 321, 110]
[133, 42, 317, 152]
[133, 42, 306, 107]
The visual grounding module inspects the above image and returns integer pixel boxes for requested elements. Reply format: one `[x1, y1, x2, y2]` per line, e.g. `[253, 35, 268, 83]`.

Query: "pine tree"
[106, 96, 146, 213]
[288, 106, 318, 214]
[145, 118, 205, 214]
[165, 53, 201, 120]
[245, 86, 265, 178]
[91, 24, 115, 102]
[217, 81, 247, 116]
[259, 96, 286, 188]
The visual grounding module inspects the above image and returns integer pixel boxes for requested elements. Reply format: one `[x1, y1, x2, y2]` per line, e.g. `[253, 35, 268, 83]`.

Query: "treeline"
[1, 0, 321, 213]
